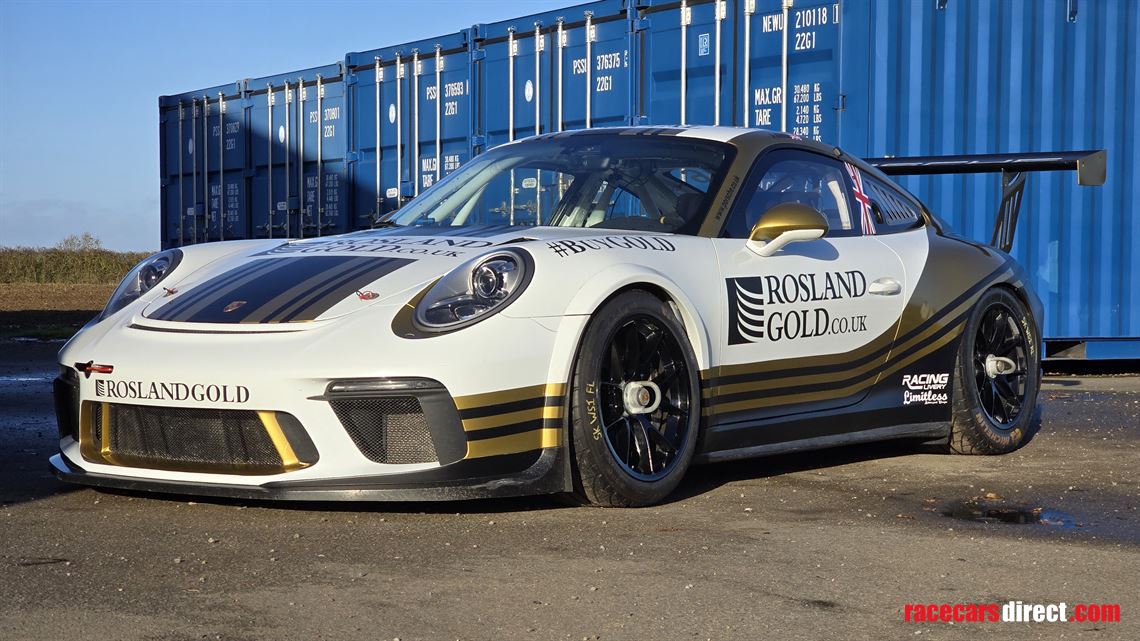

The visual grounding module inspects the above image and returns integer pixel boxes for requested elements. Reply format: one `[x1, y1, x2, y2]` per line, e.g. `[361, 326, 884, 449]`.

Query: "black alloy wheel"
[596, 315, 693, 482]
[568, 291, 700, 507]
[950, 287, 1040, 455]
[972, 302, 1030, 427]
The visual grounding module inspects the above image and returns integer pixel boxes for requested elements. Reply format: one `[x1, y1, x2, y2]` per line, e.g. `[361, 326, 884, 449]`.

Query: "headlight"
[101, 249, 183, 320]
[413, 249, 533, 331]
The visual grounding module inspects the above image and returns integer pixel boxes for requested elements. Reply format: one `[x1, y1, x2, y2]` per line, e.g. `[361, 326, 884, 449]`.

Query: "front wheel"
[567, 291, 700, 507]
[949, 287, 1041, 454]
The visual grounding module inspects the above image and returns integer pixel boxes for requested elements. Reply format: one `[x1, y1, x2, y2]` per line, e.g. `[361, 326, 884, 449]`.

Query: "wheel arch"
[562, 266, 713, 373]
[991, 281, 1042, 336]
[982, 281, 1044, 373]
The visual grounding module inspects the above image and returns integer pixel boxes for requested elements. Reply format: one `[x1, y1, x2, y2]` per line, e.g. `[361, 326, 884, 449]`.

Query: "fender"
[561, 263, 713, 372]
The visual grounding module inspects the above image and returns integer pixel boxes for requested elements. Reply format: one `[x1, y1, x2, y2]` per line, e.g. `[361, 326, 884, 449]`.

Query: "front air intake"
[331, 397, 438, 464]
[81, 403, 314, 475]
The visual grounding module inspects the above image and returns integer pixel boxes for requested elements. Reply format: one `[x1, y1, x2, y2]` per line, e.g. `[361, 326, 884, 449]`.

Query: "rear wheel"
[949, 288, 1040, 454]
[567, 291, 700, 507]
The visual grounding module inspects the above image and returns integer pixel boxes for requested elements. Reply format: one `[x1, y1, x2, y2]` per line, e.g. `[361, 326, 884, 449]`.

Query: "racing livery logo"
[726, 271, 869, 344]
[901, 373, 950, 405]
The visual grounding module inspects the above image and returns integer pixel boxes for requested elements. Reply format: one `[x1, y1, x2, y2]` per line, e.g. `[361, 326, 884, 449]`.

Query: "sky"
[0, 0, 570, 251]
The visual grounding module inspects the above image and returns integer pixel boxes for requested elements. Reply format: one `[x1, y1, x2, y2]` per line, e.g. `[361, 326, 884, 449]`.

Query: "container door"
[436, 47, 472, 197]
[408, 45, 475, 203]
[248, 84, 290, 239]
[642, 0, 731, 127]
[740, 0, 841, 141]
[160, 102, 195, 247]
[256, 82, 305, 239]
[477, 24, 552, 224]
[197, 94, 247, 242]
[293, 77, 347, 237]
[187, 99, 208, 243]
[349, 61, 387, 227]
[556, 11, 632, 132]
[383, 56, 414, 208]
[642, 0, 730, 126]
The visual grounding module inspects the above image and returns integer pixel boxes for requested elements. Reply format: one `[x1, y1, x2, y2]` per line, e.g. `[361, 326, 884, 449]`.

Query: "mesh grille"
[331, 397, 437, 464]
[90, 404, 284, 473]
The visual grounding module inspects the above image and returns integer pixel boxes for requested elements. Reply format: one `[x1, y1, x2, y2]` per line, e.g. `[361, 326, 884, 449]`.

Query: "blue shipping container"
[157, 0, 1138, 354]
[345, 30, 474, 222]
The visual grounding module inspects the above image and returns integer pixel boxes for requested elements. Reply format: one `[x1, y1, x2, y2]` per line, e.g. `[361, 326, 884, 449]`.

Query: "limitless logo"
[901, 372, 950, 405]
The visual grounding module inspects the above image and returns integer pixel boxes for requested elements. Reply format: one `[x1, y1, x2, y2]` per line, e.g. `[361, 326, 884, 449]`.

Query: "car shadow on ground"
[665, 439, 931, 504]
[0, 457, 82, 507]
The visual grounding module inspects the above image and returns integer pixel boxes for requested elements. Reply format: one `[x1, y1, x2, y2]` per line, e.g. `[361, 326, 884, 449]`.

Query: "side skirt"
[693, 421, 949, 464]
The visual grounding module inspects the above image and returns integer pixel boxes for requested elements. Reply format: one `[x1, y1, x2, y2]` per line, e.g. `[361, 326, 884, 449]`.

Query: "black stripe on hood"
[147, 256, 413, 324]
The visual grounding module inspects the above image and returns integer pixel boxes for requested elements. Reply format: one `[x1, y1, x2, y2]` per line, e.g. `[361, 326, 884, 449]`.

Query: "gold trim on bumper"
[454, 383, 567, 459]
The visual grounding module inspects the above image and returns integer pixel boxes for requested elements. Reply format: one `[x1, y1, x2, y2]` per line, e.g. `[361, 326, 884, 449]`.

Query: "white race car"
[52, 127, 1042, 506]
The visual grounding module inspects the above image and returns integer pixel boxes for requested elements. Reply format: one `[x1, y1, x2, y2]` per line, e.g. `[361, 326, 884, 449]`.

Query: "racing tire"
[567, 291, 700, 507]
[949, 287, 1041, 455]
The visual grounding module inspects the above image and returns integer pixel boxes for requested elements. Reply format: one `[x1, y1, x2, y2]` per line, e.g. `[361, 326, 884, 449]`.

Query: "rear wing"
[865, 150, 1107, 252]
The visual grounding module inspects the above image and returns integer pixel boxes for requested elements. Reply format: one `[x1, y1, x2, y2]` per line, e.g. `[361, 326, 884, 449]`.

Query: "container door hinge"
[834, 93, 847, 112]
[471, 49, 487, 62]
[345, 72, 358, 86]
[633, 17, 651, 31]
[243, 168, 256, 178]
[632, 115, 650, 125]
[346, 151, 360, 162]
[471, 134, 486, 148]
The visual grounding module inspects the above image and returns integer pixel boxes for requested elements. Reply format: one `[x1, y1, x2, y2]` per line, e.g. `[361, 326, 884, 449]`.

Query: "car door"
[707, 148, 907, 424]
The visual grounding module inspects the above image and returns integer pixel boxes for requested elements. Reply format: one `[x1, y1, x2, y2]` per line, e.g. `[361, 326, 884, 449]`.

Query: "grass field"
[0, 246, 137, 338]
[0, 247, 147, 284]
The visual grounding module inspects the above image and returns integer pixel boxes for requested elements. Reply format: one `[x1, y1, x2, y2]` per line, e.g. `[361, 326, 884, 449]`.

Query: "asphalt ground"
[1, 338, 1137, 640]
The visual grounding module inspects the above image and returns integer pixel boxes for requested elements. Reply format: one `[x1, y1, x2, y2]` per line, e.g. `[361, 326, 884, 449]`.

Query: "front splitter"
[49, 448, 568, 502]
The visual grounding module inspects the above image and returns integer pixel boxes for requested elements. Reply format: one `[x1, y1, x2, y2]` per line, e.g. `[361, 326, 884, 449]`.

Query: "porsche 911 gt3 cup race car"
[51, 127, 1043, 506]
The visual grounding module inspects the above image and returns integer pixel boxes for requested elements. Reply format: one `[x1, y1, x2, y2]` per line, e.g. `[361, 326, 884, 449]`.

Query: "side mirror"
[746, 203, 829, 257]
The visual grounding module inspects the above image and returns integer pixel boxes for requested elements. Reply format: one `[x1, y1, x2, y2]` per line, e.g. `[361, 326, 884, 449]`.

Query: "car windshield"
[383, 134, 734, 235]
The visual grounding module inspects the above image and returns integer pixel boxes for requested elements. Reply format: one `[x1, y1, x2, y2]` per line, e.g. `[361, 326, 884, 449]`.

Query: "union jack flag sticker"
[844, 162, 876, 235]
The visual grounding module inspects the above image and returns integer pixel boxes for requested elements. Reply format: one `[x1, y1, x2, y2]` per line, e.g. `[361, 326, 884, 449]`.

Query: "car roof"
[522, 125, 842, 157]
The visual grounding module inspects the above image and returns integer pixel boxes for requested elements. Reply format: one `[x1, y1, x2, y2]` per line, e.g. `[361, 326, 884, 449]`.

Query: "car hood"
[139, 224, 670, 325]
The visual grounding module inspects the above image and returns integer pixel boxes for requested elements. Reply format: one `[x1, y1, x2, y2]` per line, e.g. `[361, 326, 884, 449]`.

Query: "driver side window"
[724, 150, 857, 239]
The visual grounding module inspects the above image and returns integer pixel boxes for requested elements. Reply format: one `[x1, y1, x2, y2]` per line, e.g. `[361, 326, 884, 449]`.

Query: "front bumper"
[51, 369, 572, 500]
[50, 308, 585, 500]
